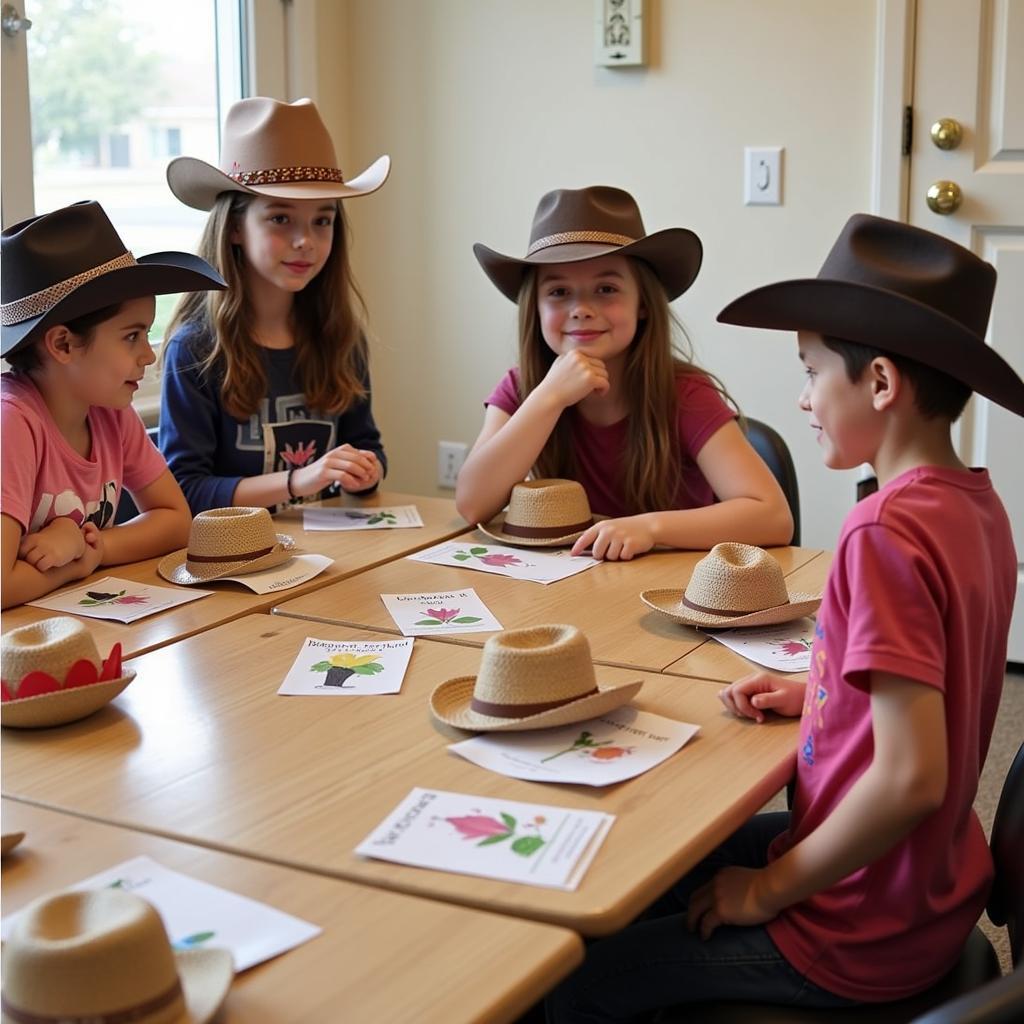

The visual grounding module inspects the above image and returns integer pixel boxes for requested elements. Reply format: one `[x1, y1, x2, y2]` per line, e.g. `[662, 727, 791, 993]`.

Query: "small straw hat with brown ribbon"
[0, 888, 233, 1024]
[167, 96, 390, 211]
[430, 624, 642, 732]
[478, 479, 602, 547]
[641, 543, 821, 629]
[158, 507, 295, 586]
[1, 617, 136, 729]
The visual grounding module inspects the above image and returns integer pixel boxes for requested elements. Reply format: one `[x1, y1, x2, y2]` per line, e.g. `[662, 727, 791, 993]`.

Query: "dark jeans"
[544, 813, 859, 1024]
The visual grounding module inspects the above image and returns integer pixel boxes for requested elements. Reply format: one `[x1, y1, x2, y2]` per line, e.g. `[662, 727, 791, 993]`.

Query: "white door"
[909, 0, 1024, 661]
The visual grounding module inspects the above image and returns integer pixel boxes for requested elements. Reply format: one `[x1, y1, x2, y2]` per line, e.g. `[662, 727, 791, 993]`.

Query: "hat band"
[186, 544, 275, 564]
[502, 517, 593, 539]
[228, 165, 345, 186]
[681, 595, 790, 616]
[526, 230, 636, 257]
[0, 252, 138, 326]
[1, 978, 183, 1024]
[470, 688, 599, 718]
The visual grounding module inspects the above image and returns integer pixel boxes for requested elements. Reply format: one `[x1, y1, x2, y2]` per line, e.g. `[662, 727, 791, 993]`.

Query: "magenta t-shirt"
[767, 466, 1015, 1001]
[1, 372, 167, 535]
[485, 368, 735, 516]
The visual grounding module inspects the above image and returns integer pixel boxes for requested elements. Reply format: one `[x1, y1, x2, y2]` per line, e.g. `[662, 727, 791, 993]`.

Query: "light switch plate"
[744, 146, 783, 206]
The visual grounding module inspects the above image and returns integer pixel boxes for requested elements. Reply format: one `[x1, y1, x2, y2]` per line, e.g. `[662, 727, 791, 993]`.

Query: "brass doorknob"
[926, 180, 962, 215]
[930, 118, 963, 150]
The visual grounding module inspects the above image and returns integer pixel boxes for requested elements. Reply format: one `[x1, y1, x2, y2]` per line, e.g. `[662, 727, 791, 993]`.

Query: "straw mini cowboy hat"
[478, 479, 602, 547]
[167, 96, 390, 211]
[430, 624, 642, 732]
[158, 507, 295, 586]
[718, 213, 1024, 418]
[473, 185, 703, 302]
[1, 201, 225, 358]
[1, 888, 233, 1024]
[1, 618, 136, 729]
[641, 543, 821, 629]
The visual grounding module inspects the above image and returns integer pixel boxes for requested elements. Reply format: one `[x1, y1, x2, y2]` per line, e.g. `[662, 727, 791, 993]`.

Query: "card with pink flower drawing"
[706, 618, 817, 672]
[303, 504, 425, 531]
[355, 788, 614, 890]
[278, 636, 415, 696]
[447, 708, 700, 786]
[380, 589, 502, 636]
[28, 576, 212, 623]
[407, 540, 599, 585]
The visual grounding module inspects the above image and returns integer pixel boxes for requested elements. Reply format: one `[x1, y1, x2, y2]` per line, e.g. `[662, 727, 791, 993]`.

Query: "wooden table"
[273, 538, 824, 673]
[1, 491, 468, 660]
[0, 800, 581, 1024]
[2, 615, 798, 935]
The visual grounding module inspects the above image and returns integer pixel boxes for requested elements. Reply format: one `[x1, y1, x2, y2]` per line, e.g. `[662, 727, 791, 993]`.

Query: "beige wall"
[314, 0, 879, 550]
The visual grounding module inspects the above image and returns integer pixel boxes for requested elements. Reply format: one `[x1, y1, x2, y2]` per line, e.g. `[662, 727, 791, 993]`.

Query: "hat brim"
[473, 227, 703, 303]
[1, 254, 227, 359]
[176, 946, 234, 1024]
[430, 675, 643, 732]
[0, 671, 136, 729]
[639, 589, 821, 629]
[0, 832, 25, 856]
[167, 154, 391, 212]
[717, 278, 1024, 417]
[157, 536, 295, 586]
[476, 513, 607, 548]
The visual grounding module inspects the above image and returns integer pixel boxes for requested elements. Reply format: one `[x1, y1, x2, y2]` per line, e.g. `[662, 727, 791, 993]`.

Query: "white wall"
[315, 0, 880, 550]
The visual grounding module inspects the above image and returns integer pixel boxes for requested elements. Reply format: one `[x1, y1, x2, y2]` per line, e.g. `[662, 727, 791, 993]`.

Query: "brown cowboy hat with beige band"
[641, 543, 821, 629]
[158, 507, 295, 586]
[430, 624, 642, 732]
[473, 185, 703, 302]
[1, 888, 233, 1024]
[167, 96, 390, 211]
[478, 479, 603, 547]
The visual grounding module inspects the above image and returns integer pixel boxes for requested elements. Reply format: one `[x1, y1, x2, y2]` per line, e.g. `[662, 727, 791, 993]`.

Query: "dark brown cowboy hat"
[474, 186, 703, 302]
[1, 201, 225, 358]
[718, 213, 1024, 417]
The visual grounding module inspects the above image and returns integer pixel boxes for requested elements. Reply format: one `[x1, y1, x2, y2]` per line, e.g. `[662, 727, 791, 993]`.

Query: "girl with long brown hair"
[457, 186, 792, 559]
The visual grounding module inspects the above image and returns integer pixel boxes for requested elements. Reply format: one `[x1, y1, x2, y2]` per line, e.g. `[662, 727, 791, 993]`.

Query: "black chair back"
[743, 417, 801, 546]
[988, 740, 1024, 966]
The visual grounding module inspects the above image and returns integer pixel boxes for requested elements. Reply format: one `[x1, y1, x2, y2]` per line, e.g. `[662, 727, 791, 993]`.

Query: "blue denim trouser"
[544, 813, 858, 1024]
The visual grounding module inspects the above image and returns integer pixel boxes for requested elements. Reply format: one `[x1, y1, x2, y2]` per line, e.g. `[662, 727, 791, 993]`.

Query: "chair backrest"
[743, 417, 801, 546]
[909, 963, 1024, 1024]
[989, 740, 1024, 966]
[113, 426, 159, 525]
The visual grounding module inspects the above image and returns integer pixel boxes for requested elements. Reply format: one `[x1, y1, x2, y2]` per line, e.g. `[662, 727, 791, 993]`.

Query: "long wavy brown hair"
[164, 192, 368, 420]
[517, 259, 738, 514]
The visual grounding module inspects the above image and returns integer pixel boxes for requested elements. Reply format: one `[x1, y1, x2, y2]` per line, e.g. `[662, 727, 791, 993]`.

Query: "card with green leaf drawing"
[28, 576, 212, 623]
[278, 636, 414, 696]
[407, 540, 599, 585]
[707, 618, 817, 672]
[303, 504, 424, 531]
[380, 588, 502, 636]
[448, 707, 700, 786]
[0, 856, 319, 971]
[355, 788, 614, 890]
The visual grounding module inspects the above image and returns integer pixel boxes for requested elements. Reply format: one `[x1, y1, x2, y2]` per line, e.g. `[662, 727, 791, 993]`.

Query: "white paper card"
[380, 588, 502, 636]
[220, 553, 332, 594]
[408, 540, 599, 585]
[28, 576, 212, 623]
[448, 708, 700, 787]
[356, 788, 614, 890]
[278, 636, 414, 696]
[707, 618, 816, 672]
[303, 505, 424, 531]
[0, 856, 319, 972]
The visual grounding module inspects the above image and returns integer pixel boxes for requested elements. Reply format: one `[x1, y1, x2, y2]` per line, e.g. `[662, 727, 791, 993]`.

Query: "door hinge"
[902, 106, 913, 156]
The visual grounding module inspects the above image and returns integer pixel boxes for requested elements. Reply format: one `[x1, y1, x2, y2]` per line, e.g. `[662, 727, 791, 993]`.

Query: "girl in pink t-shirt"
[457, 186, 792, 559]
[1, 201, 224, 609]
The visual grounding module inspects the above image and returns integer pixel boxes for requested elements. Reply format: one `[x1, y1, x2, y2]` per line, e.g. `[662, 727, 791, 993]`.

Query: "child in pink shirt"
[1, 201, 224, 608]
[546, 215, 1023, 1021]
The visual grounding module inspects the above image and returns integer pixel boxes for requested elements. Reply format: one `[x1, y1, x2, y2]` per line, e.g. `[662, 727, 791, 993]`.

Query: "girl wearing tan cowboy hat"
[160, 97, 390, 515]
[457, 186, 793, 561]
[1, 201, 224, 610]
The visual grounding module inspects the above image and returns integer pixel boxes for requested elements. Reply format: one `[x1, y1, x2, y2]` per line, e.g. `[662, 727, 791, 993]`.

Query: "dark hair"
[6, 302, 125, 374]
[822, 335, 971, 422]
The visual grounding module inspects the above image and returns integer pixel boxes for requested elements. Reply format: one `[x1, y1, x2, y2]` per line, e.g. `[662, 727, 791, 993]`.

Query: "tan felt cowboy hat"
[167, 96, 390, 211]
[718, 213, 1024, 418]
[158, 507, 295, 586]
[1, 201, 225, 358]
[430, 624, 642, 732]
[1, 618, 136, 729]
[474, 185, 703, 302]
[1, 888, 233, 1024]
[478, 479, 603, 547]
[641, 542, 821, 628]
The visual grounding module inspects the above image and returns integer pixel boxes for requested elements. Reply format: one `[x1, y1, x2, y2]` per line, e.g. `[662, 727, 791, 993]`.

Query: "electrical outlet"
[437, 441, 468, 489]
